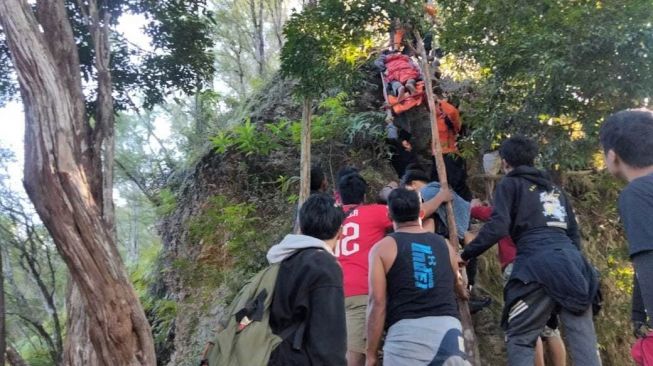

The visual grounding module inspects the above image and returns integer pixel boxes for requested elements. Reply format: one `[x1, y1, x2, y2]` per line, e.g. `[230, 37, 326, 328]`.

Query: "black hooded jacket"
[462, 166, 598, 315]
[462, 166, 580, 260]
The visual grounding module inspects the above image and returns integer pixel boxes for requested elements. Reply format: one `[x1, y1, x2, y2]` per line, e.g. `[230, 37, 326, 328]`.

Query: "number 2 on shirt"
[335, 222, 360, 256]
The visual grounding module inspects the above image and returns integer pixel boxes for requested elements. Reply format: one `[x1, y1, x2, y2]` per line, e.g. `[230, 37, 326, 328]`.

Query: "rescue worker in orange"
[431, 87, 473, 201]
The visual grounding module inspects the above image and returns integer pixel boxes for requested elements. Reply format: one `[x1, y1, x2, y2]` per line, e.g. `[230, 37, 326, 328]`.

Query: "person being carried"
[599, 109, 653, 348]
[461, 136, 601, 366]
[430, 88, 473, 201]
[337, 172, 453, 366]
[366, 188, 469, 366]
[470, 199, 567, 366]
[375, 48, 421, 101]
[267, 194, 347, 365]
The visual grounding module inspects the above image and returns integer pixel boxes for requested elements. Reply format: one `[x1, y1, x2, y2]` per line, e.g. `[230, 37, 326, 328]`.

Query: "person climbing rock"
[471, 199, 567, 366]
[268, 194, 347, 366]
[335, 166, 360, 205]
[366, 188, 469, 366]
[386, 125, 418, 179]
[401, 166, 492, 314]
[401, 166, 471, 242]
[336, 173, 393, 366]
[461, 136, 601, 366]
[599, 109, 653, 357]
[430, 88, 473, 201]
[374, 49, 421, 101]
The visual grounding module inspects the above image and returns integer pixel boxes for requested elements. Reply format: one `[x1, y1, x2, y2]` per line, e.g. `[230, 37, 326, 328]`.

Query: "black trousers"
[431, 154, 473, 201]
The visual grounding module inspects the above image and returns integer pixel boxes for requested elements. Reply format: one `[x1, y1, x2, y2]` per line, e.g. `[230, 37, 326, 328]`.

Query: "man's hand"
[634, 321, 650, 339]
[365, 351, 379, 366]
[470, 198, 484, 208]
[436, 187, 454, 203]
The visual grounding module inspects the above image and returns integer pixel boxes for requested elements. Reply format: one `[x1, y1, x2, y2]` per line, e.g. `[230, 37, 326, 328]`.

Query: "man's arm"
[306, 259, 347, 365]
[366, 240, 390, 366]
[422, 186, 453, 217]
[446, 239, 469, 300]
[461, 179, 514, 261]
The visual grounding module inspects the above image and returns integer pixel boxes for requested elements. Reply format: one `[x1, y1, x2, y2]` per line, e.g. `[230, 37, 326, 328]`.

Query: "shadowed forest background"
[0, 0, 651, 365]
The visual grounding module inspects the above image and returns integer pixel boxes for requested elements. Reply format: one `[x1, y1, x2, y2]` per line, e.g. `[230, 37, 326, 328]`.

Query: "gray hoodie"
[266, 234, 334, 264]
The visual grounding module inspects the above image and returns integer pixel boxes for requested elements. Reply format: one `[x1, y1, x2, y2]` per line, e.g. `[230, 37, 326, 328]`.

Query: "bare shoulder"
[370, 235, 397, 271]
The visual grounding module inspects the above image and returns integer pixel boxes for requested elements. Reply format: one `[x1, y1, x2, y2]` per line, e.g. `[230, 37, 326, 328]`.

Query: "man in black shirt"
[366, 188, 468, 366]
[600, 109, 653, 340]
[268, 194, 347, 365]
[461, 136, 600, 366]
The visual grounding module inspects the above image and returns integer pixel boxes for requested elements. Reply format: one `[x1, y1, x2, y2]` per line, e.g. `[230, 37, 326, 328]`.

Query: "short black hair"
[338, 173, 368, 205]
[299, 194, 345, 240]
[599, 109, 653, 168]
[388, 188, 421, 223]
[337, 166, 359, 182]
[499, 135, 538, 168]
[400, 164, 430, 186]
[310, 164, 326, 192]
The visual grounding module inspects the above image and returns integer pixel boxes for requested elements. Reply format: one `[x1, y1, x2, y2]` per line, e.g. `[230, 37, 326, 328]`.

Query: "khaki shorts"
[345, 295, 368, 354]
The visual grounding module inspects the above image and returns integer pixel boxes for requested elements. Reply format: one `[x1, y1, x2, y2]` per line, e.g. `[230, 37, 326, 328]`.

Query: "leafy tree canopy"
[439, 0, 653, 168]
[0, 0, 215, 109]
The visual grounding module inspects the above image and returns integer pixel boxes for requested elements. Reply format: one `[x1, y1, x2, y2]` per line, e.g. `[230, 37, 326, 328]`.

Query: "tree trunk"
[0, 2, 156, 365]
[248, 0, 265, 76]
[298, 97, 312, 208]
[413, 30, 481, 366]
[64, 283, 100, 366]
[267, 0, 284, 48]
[0, 247, 5, 366]
[6, 345, 28, 366]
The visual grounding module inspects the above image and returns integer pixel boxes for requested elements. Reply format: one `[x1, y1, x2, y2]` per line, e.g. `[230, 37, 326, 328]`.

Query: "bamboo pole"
[380, 72, 394, 123]
[413, 30, 481, 366]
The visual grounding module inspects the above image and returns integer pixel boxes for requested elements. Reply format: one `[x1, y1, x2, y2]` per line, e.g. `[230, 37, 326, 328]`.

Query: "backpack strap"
[278, 320, 307, 350]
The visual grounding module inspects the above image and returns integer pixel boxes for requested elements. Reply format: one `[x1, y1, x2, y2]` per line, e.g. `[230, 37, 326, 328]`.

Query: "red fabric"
[471, 206, 517, 270]
[336, 204, 393, 297]
[435, 101, 461, 154]
[385, 53, 421, 84]
[632, 332, 653, 365]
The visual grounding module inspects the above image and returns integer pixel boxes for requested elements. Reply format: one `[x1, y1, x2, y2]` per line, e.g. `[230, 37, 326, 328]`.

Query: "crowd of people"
[206, 105, 653, 365]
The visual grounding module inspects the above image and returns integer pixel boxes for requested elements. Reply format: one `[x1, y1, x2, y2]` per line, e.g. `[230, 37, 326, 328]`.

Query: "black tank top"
[385, 232, 459, 329]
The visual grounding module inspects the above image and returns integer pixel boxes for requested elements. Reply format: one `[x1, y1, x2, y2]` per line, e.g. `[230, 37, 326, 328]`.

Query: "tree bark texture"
[298, 97, 312, 207]
[413, 30, 481, 366]
[6, 345, 28, 366]
[0, 247, 5, 366]
[248, 0, 266, 76]
[0, 1, 156, 365]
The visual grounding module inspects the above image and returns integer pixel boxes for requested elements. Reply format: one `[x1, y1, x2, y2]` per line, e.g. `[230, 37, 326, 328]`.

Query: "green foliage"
[438, 0, 653, 169]
[210, 93, 388, 156]
[156, 188, 178, 216]
[188, 195, 267, 275]
[0, 0, 215, 109]
[210, 118, 280, 156]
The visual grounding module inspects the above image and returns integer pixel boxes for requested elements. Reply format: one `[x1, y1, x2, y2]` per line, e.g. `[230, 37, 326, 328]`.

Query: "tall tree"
[0, 0, 214, 364]
[249, 0, 266, 76]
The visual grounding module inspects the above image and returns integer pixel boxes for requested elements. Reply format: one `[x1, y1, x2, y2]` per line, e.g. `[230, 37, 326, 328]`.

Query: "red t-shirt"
[336, 204, 393, 297]
[470, 206, 517, 270]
